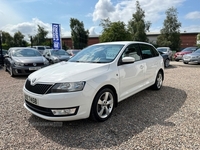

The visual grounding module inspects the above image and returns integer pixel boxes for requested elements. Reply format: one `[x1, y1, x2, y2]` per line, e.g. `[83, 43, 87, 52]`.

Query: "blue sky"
[0, 0, 200, 41]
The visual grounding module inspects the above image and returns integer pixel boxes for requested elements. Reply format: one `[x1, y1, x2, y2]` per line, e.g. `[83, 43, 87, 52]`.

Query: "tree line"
[1, 1, 183, 51]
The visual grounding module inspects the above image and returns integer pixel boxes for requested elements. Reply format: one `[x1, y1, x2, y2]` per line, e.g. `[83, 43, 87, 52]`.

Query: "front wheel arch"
[89, 85, 118, 122]
[151, 69, 164, 90]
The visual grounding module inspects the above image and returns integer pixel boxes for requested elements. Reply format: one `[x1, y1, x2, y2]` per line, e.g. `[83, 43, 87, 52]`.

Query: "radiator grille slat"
[25, 79, 53, 94]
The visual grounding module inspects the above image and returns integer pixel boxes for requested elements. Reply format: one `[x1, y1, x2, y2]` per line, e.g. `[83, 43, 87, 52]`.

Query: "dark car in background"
[0, 49, 8, 65]
[4, 48, 49, 77]
[174, 47, 198, 61]
[43, 49, 71, 64]
[158, 51, 170, 68]
[157, 47, 172, 60]
[66, 49, 81, 57]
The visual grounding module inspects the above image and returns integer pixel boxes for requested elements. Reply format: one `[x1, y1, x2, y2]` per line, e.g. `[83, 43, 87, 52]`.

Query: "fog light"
[51, 107, 77, 116]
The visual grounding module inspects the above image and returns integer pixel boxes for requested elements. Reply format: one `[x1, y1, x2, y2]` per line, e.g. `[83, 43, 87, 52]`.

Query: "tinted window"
[37, 47, 45, 50]
[140, 44, 159, 59]
[122, 44, 141, 61]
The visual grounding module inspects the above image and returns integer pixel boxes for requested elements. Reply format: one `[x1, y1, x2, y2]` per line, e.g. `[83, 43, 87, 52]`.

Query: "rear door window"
[140, 44, 159, 59]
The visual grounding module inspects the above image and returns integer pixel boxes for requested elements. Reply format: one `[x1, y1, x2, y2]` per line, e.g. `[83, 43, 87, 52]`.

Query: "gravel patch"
[0, 61, 200, 150]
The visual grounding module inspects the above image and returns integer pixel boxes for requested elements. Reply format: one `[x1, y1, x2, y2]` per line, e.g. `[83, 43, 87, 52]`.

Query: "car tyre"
[151, 71, 163, 90]
[164, 59, 170, 68]
[3, 64, 7, 72]
[183, 61, 188, 64]
[90, 88, 115, 122]
[9, 66, 15, 77]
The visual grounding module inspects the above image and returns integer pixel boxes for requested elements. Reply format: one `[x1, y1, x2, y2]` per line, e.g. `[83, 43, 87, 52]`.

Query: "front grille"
[25, 100, 54, 116]
[25, 79, 53, 94]
[24, 63, 44, 67]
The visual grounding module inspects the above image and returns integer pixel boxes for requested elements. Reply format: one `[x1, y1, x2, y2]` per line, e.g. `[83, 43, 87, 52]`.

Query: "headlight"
[14, 62, 24, 66]
[50, 81, 86, 93]
[44, 59, 49, 65]
[52, 56, 59, 61]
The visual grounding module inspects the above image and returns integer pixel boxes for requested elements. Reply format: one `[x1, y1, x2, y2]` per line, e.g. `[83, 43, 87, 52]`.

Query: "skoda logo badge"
[33, 63, 37, 66]
[31, 78, 37, 86]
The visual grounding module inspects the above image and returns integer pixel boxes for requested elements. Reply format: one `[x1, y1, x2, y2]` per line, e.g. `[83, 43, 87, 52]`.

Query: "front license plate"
[25, 94, 38, 105]
[29, 67, 41, 70]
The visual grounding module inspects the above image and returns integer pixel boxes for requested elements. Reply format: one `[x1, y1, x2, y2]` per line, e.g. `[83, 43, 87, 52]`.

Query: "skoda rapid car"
[4, 48, 49, 77]
[23, 41, 164, 122]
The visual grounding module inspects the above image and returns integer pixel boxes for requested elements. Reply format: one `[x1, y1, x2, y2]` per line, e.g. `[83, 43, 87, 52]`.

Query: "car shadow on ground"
[28, 86, 187, 149]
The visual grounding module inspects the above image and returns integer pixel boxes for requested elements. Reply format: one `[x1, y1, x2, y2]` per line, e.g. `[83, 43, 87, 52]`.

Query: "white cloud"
[89, 27, 98, 35]
[92, 0, 184, 24]
[185, 11, 200, 20]
[2, 18, 49, 40]
[93, 0, 115, 21]
[1, 18, 71, 41]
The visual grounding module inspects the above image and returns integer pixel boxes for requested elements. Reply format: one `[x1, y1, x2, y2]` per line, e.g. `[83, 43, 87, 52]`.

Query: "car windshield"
[51, 50, 70, 56]
[193, 49, 200, 53]
[157, 48, 167, 52]
[72, 50, 80, 55]
[12, 49, 41, 57]
[69, 44, 124, 63]
[182, 47, 197, 52]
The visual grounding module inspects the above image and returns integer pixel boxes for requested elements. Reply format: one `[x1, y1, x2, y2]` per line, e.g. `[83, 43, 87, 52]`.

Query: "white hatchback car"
[23, 41, 164, 122]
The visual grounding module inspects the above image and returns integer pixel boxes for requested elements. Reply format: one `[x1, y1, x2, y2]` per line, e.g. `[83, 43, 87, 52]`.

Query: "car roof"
[157, 47, 170, 49]
[94, 41, 150, 45]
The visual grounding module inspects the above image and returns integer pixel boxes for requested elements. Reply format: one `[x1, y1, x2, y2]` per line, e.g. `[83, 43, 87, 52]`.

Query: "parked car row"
[3, 46, 82, 77]
[174, 47, 198, 61]
[156, 46, 200, 66]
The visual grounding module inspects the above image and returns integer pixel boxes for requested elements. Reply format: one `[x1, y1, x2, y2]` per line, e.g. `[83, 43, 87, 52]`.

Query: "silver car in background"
[4, 48, 49, 77]
[182, 48, 200, 64]
[43, 49, 71, 64]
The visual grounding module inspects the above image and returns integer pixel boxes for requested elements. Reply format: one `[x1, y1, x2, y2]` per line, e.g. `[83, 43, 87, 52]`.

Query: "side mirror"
[4, 54, 9, 58]
[47, 54, 50, 57]
[122, 57, 135, 63]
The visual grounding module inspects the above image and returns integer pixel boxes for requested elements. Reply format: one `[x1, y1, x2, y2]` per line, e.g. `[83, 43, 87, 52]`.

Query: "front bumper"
[12, 65, 48, 75]
[23, 83, 94, 121]
[174, 55, 183, 60]
[183, 57, 200, 63]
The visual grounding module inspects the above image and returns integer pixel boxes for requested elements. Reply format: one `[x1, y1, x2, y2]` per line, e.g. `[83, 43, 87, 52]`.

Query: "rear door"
[139, 44, 161, 86]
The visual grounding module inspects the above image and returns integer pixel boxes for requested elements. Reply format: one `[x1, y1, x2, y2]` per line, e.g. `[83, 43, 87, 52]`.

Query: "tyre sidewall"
[90, 88, 115, 122]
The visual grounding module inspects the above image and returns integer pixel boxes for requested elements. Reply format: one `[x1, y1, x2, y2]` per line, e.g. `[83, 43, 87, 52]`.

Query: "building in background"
[48, 32, 199, 50]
